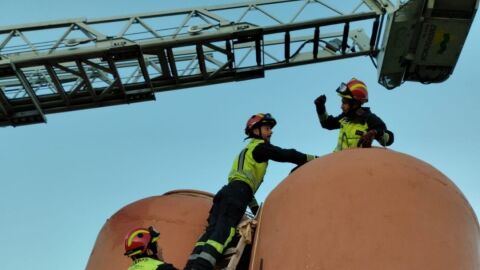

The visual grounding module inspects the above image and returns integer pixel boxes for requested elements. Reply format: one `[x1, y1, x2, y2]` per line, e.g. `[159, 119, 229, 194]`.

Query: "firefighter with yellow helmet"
[124, 226, 178, 270]
[314, 78, 394, 151]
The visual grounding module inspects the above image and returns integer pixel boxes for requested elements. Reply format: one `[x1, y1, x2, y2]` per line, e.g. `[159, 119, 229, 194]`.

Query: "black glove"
[314, 94, 327, 114]
[357, 129, 377, 148]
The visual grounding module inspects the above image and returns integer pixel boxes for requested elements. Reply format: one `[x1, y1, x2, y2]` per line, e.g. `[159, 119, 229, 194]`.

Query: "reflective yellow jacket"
[317, 107, 394, 152]
[128, 257, 177, 270]
[228, 138, 315, 194]
[228, 139, 267, 194]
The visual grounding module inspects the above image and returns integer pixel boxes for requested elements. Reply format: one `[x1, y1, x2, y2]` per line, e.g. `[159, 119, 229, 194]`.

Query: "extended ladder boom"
[0, 0, 477, 127]
[0, 0, 388, 126]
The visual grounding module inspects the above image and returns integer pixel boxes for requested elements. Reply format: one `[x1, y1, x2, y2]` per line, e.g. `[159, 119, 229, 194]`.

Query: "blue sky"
[1, 1, 478, 269]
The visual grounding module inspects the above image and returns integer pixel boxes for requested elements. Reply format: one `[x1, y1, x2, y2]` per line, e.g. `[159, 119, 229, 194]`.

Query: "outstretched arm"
[252, 143, 316, 165]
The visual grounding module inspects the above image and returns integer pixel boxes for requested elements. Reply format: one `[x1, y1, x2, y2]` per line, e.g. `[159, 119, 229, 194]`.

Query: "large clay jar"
[86, 190, 212, 270]
[250, 148, 480, 270]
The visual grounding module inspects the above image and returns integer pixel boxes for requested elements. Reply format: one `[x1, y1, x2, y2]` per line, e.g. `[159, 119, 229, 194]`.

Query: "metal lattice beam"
[0, 0, 390, 127]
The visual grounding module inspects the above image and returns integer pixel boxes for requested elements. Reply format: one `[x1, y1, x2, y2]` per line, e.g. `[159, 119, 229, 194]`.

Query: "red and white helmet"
[336, 78, 368, 103]
[124, 226, 160, 257]
[245, 113, 277, 135]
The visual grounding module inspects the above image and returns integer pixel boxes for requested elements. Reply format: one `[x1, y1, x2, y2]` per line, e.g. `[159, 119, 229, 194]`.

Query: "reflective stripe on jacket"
[317, 107, 393, 152]
[128, 257, 164, 270]
[228, 138, 268, 194]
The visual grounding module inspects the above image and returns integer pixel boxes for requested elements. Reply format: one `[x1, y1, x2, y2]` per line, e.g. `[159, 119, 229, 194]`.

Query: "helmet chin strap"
[247, 125, 270, 141]
[248, 126, 262, 139]
[257, 127, 264, 140]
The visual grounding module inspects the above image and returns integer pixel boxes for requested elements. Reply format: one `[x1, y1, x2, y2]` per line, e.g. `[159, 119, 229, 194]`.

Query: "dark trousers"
[185, 180, 253, 270]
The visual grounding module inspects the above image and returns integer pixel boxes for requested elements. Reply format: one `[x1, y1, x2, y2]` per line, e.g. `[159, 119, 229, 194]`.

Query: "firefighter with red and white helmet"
[184, 113, 316, 270]
[314, 78, 394, 151]
[124, 226, 178, 270]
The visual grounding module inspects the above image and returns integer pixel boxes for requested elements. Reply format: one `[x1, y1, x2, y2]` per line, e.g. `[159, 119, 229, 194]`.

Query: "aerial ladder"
[0, 0, 477, 127]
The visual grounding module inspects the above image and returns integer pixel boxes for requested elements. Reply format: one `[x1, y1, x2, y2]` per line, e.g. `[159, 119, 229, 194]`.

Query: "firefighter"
[314, 78, 394, 152]
[184, 113, 316, 270]
[124, 226, 178, 270]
